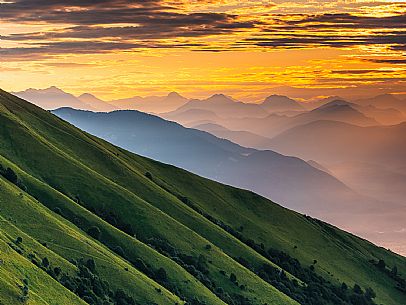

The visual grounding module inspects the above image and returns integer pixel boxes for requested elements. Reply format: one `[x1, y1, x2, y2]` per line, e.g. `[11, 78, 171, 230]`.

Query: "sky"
[0, 0, 405, 102]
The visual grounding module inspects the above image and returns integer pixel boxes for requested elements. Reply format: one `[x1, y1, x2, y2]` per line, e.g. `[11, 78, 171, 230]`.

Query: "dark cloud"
[332, 69, 399, 75]
[366, 59, 406, 64]
[0, 40, 209, 61]
[42, 62, 95, 68]
[0, 0, 253, 32]
[284, 13, 406, 30]
[316, 77, 406, 83]
[235, 12, 405, 63]
[0, 1, 404, 63]
[0, 41, 144, 61]
[1, 19, 253, 42]
[0, 0, 255, 58]
[241, 31, 406, 52]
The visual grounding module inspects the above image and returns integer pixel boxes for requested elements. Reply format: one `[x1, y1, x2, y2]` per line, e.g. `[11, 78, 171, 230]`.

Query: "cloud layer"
[0, 0, 405, 62]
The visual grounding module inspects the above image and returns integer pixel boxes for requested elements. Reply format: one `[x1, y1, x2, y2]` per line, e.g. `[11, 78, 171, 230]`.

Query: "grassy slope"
[0, 176, 183, 305]
[0, 89, 405, 305]
[0, 215, 87, 305]
[0, 91, 296, 304]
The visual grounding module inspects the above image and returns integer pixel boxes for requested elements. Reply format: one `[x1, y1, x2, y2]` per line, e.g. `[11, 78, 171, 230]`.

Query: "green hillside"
[0, 89, 405, 305]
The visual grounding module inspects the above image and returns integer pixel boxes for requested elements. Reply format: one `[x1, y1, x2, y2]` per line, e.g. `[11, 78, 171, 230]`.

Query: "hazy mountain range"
[52, 107, 406, 253]
[13, 86, 406, 253]
[13, 87, 189, 113]
[14, 86, 406, 118]
[53, 107, 358, 215]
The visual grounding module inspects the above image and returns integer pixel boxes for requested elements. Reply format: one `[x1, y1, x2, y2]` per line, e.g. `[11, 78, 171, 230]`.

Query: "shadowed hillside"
[52, 107, 371, 218]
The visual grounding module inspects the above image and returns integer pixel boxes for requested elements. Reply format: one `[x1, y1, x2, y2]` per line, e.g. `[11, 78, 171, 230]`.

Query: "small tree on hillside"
[42, 257, 50, 268]
[391, 266, 398, 277]
[377, 259, 386, 270]
[156, 267, 168, 282]
[87, 226, 101, 240]
[4, 167, 18, 184]
[353, 284, 363, 294]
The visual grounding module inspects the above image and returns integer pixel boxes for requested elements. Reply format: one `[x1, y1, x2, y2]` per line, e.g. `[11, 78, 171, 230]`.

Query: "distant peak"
[19, 86, 65, 94]
[167, 92, 183, 99]
[207, 94, 233, 103]
[374, 93, 399, 100]
[262, 95, 304, 110]
[45, 86, 64, 93]
[263, 95, 297, 103]
[327, 95, 342, 100]
[79, 93, 94, 98]
[267, 94, 288, 99]
[315, 100, 356, 112]
[326, 99, 353, 106]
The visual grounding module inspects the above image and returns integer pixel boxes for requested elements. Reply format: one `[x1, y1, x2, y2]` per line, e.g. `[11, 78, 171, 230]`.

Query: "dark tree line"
[371, 259, 406, 294]
[0, 164, 27, 191]
[170, 194, 378, 305]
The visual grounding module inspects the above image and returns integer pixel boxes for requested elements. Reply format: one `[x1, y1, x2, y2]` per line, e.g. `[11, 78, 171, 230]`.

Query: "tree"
[230, 273, 237, 283]
[87, 226, 101, 240]
[113, 246, 126, 258]
[353, 284, 363, 294]
[42, 257, 50, 268]
[341, 282, 348, 291]
[365, 287, 376, 300]
[377, 259, 386, 270]
[156, 267, 168, 282]
[391, 266, 398, 277]
[86, 258, 96, 273]
[54, 267, 62, 277]
[4, 167, 18, 184]
[19, 278, 29, 303]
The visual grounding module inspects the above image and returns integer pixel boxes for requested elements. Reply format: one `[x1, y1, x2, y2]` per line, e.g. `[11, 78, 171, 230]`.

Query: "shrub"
[365, 287, 376, 300]
[42, 257, 50, 268]
[53, 207, 63, 215]
[113, 246, 126, 258]
[54, 267, 62, 277]
[86, 258, 96, 273]
[353, 284, 363, 294]
[19, 278, 29, 303]
[87, 226, 101, 240]
[341, 282, 348, 290]
[377, 259, 386, 270]
[4, 167, 18, 184]
[132, 258, 149, 274]
[391, 266, 398, 277]
[156, 267, 168, 282]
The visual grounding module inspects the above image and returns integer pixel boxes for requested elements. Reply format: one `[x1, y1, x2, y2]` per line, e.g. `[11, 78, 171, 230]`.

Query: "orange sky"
[0, 0, 405, 101]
